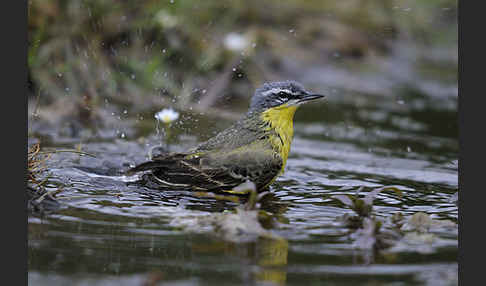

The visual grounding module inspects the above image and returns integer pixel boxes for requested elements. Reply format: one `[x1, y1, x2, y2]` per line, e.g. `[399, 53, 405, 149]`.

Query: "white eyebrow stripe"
[261, 88, 295, 96]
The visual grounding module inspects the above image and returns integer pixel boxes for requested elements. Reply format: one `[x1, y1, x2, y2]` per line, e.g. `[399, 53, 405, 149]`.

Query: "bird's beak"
[296, 93, 325, 104]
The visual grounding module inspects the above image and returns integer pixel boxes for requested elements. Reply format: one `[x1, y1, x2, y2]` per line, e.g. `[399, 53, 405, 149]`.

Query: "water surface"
[28, 43, 458, 286]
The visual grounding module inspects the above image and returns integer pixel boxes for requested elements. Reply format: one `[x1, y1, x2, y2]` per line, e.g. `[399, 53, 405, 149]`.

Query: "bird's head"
[249, 81, 325, 112]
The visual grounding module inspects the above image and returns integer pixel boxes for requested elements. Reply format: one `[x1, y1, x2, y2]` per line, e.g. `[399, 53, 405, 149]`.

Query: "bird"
[128, 81, 325, 194]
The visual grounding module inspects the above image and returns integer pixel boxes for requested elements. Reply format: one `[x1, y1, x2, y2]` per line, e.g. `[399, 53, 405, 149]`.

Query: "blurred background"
[28, 0, 457, 142]
[28, 1, 458, 285]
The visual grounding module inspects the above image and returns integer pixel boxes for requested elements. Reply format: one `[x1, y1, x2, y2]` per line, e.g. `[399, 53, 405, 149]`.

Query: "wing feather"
[128, 144, 282, 192]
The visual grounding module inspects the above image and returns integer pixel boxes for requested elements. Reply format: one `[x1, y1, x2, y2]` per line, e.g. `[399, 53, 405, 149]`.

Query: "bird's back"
[192, 112, 267, 152]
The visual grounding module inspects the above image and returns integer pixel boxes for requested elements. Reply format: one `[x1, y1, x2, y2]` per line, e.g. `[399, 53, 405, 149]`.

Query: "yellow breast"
[260, 104, 298, 173]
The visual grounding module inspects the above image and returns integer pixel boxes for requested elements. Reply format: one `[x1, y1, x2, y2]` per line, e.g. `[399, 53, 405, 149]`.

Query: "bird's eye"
[278, 91, 287, 99]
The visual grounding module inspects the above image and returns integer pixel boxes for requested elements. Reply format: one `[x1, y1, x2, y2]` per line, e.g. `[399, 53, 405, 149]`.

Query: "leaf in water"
[169, 205, 278, 243]
[331, 194, 354, 207]
[212, 206, 278, 242]
[353, 217, 377, 250]
[363, 189, 382, 206]
[363, 186, 403, 206]
[354, 199, 373, 217]
[401, 212, 456, 233]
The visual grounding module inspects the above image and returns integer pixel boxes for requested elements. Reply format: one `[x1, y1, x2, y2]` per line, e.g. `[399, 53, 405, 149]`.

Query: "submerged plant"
[28, 143, 50, 189]
[171, 180, 277, 243]
[332, 186, 403, 228]
[331, 186, 403, 263]
[331, 186, 457, 264]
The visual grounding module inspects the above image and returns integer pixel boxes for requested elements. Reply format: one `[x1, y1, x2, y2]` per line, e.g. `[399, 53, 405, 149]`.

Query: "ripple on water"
[28, 92, 457, 285]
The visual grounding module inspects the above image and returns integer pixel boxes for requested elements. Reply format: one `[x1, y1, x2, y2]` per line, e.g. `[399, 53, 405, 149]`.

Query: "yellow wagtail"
[128, 81, 325, 193]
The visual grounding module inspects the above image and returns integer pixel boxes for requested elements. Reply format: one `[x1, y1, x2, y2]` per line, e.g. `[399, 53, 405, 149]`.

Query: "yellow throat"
[260, 104, 298, 172]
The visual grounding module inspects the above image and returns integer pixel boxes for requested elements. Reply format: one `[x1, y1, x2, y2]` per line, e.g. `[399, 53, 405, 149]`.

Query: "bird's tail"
[126, 161, 163, 175]
[125, 153, 187, 175]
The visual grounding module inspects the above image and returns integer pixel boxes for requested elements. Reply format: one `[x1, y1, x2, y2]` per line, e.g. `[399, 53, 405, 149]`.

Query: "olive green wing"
[127, 153, 239, 191]
[205, 144, 283, 190]
[127, 145, 282, 192]
[192, 114, 267, 152]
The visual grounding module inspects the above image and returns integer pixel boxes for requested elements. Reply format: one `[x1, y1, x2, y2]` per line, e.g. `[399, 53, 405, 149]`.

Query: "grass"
[28, 0, 457, 114]
[28, 143, 50, 190]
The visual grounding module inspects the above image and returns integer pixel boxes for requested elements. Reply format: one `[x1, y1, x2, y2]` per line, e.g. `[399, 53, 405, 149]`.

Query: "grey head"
[249, 81, 325, 112]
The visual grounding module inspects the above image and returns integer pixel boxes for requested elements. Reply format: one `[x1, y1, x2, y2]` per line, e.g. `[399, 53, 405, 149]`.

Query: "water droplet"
[123, 109, 128, 114]
[121, 133, 126, 139]
[232, 67, 237, 72]
[407, 146, 412, 152]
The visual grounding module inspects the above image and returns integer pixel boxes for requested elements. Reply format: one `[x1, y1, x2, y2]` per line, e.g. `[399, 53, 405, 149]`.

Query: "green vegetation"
[28, 0, 457, 113]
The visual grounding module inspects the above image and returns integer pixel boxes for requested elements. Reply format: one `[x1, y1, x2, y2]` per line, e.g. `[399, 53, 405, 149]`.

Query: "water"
[28, 49, 457, 285]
